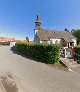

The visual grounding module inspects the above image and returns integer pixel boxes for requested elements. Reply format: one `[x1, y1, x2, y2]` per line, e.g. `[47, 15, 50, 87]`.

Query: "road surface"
[0, 46, 80, 92]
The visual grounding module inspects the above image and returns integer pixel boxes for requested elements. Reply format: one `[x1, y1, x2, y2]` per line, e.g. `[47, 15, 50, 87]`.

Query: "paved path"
[0, 46, 80, 92]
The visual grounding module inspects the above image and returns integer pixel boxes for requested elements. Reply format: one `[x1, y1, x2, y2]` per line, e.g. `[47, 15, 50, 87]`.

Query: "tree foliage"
[26, 37, 29, 42]
[71, 29, 75, 33]
[74, 45, 80, 60]
[64, 28, 70, 33]
[72, 29, 80, 39]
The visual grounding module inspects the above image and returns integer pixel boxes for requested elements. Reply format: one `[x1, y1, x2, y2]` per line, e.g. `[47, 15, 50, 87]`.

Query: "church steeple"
[35, 14, 41, 30]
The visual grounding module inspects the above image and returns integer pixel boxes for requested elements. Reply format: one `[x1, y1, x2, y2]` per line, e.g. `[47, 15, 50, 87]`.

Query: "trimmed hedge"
[16, 42, 60, 64]
[74, 45, 80, 60]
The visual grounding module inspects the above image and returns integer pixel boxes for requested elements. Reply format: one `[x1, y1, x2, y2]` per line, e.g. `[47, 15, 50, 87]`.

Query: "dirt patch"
[0, 73, 18, 92]
[48, 63, 68, 71]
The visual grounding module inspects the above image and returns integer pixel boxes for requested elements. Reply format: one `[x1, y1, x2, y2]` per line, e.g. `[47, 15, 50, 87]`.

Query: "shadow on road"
[10, 46, 41, 63]
[10, 46, 69, 71]
[10, 46, 20, 55]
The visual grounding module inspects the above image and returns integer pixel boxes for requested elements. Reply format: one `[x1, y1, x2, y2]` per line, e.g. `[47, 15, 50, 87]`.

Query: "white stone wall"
[34, 34, 40, 44]
[40, 41, 42, 43]
[34, 30, 38, 34]
[49, 38, 61, 44]
[10, 42, 16, 46]
[47, 41, 50, 44]
[34, 30, 41, 44]
[72, 39, 77, 47]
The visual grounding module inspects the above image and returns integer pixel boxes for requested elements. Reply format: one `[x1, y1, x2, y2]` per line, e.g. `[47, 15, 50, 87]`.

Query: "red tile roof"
[0, 37, 15, 42]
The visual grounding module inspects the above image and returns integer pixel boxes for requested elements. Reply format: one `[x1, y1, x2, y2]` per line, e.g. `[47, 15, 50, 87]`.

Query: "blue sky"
[0, 0, 80, 40]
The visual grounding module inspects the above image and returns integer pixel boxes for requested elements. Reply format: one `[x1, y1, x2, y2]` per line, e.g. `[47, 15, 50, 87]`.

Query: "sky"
[0, 0, 80, 40]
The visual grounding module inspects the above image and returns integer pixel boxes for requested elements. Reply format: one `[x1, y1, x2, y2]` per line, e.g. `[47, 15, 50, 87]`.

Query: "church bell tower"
[35, 15, 41, 30]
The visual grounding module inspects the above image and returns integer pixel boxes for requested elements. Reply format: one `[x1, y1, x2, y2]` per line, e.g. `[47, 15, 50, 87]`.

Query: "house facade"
[0, 37, 16, 46]
[34, 15, 77, 58]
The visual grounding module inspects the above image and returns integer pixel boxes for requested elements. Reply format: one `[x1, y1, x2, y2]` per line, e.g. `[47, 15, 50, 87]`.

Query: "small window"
[70, 43, 74, 47]
[50, 40, 53, 44]
[70, 43, 72, 46]
[55, 40, 58, 44]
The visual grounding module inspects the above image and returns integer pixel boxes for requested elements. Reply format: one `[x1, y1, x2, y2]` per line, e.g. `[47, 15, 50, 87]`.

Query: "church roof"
[37, 29, 76, 42]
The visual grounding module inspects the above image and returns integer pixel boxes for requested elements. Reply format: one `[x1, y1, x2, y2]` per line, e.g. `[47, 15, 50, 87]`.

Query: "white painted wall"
[72, 39, 77, 47]
[10, 42, 16, 46]
[40, 41, 42, 43]
[40, 41, 50, 44]
[34, 30, 41, 44]
[34, 30, 38, 34]
[49, 38, 61, 44]
[34, 34, 40, 44]
[47, 41, 50, 44]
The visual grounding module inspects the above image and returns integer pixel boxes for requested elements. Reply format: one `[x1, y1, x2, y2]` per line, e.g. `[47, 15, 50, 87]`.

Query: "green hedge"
[74, 45, 80, 60]
[16, 42, 60, 64]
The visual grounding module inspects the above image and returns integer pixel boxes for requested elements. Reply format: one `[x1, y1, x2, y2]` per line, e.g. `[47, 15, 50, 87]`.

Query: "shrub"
[16, 42, 60, 64]
[74, 45, 80, 60]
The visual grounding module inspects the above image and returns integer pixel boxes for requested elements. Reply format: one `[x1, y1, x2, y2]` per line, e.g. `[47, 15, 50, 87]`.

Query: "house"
[34, 15, 77, 58]
[16, 40, 34, 44]
[0, 37, 16, 46]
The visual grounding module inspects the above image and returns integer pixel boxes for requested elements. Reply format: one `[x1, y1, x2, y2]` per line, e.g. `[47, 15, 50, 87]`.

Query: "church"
[34, 15, 77, 58]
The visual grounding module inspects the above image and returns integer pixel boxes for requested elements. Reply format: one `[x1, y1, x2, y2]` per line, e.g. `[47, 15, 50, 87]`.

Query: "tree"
[72, 29, 80, 45]
[26, 37, 29, 42]
[64, 28, 70, 33]
[72, 29, 80, 39]
[71, 29, 75, 34]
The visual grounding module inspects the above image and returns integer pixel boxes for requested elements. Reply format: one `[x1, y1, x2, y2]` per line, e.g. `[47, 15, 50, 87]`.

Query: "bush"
[16, 42, 60, 64]
[74, 45, 80, 60]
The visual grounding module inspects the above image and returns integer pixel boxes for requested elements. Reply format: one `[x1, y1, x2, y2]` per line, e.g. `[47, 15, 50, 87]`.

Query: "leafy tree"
[71, 29, 75, 34]
[26, 37, 29, 42]
[64, 28, 70, 33]
[72, 29, 80, 39]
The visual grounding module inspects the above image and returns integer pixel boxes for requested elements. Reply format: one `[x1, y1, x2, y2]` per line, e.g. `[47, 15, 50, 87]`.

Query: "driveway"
[0, 46, 80, 92]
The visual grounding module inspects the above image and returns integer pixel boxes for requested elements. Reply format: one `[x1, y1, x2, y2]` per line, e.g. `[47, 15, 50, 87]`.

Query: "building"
[0, 37, 15, 46]
[0, 37, 34, 46]
[34, 15, 77, 58]
[0, 37, 15, 42]
[16, 40, 34, 44]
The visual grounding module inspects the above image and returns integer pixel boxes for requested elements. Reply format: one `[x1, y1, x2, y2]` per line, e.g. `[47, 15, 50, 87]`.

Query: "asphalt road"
[0, 46, 80, 92]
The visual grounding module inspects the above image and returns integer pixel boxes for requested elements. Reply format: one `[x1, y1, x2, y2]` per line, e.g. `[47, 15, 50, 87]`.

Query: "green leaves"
[74, 45, 80, 60]
[16, 42, 60, 64]
[72, 29, 80, 39]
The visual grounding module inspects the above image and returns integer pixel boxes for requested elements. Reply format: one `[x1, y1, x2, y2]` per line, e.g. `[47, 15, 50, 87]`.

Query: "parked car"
[1, 42, 10, 46]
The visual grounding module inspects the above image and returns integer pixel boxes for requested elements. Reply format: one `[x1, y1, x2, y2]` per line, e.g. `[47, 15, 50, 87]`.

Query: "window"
[70, 43, 74, 47]
[55, 40, 58, 44]
[70, 43, 72, 46]
[50, 40, 53, 44]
